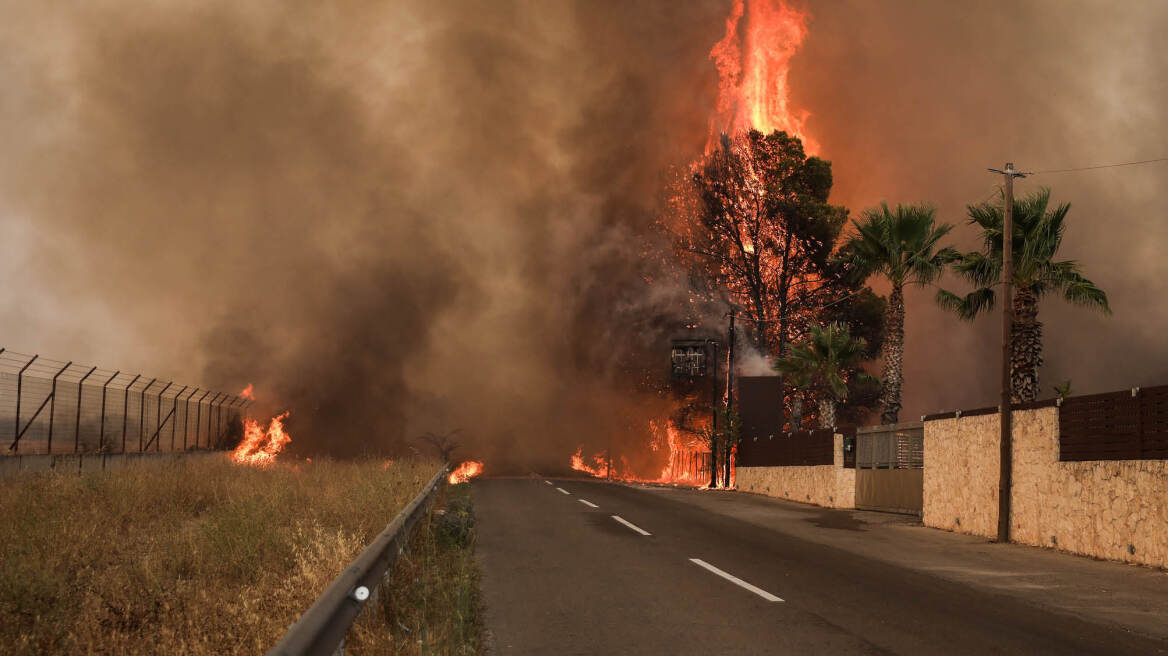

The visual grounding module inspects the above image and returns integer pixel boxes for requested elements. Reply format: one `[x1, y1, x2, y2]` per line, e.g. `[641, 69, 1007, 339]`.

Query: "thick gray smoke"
[2, 0, 1166, 467]
[0, 0, 725, 469]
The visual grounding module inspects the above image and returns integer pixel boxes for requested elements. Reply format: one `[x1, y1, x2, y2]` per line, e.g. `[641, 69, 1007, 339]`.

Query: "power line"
[1031, 157, 1168, 174]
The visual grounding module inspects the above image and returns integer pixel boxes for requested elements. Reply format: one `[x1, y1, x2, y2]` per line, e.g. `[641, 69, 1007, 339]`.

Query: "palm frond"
[936, 287, 995, 320]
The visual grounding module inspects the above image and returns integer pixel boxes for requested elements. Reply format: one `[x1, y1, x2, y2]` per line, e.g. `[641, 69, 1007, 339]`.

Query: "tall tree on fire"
[937, 188, 1110, 402]
[679, 130, 845, 356]
[836, 203, 958, 424]
[671, 129, 884, 426]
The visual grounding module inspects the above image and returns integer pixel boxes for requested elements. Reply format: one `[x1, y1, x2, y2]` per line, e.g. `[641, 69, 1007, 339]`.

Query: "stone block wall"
[737, 434, 855, 508]
[923, 406, 1168, 569]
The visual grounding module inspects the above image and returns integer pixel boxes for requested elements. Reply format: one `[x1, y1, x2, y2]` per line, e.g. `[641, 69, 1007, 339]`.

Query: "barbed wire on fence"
[0, 348, 252, 455]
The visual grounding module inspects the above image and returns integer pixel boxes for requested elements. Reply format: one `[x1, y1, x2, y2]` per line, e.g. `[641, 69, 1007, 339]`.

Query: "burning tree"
[670, 129, 884, 427]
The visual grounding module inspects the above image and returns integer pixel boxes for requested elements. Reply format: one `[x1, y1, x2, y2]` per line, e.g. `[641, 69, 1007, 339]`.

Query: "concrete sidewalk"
[637, 483, 1168, 641]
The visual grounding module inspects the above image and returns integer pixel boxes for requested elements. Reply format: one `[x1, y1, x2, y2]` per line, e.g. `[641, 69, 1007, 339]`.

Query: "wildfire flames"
[449, 460, 484, 484]
[569, 420, 727, 488]
[232, 411, 292, 467]
[709, 0, 816, 153]
[239, 383, 255, 400]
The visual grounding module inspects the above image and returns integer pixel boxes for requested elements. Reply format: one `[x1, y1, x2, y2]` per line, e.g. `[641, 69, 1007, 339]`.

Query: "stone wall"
[737, 434, 855, 509]
[923, 406, 1168, 569]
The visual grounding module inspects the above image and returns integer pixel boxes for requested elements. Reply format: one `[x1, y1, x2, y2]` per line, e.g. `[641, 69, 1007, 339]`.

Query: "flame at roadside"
[232, 411, 292, 467]
[449, 460, 484, 484]
[569, 420, 730, 488]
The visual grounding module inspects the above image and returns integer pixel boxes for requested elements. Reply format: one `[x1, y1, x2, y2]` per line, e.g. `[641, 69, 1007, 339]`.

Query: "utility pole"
[988, 162, 1027, 543]
[724, 310, 736, 488]
[708, 339, 719, 489]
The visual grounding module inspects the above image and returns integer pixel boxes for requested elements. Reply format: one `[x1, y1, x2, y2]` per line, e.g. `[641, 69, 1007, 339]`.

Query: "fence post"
[121, 374, 141, 453]
[183, 388, 199, 451]
[11, 354, 37, 453]
[73, 366, 97, 454]
[197, 391, 213, 449]
[99, 371, 119, 453]
[138, 378, 157, 452]
[154, 381, 172, 451]
[45, 361, 72, 454]
[170, 385, 188, 452]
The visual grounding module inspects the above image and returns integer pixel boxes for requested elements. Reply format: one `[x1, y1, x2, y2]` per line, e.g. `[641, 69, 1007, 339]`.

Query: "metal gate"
[855, 422, 924, 514]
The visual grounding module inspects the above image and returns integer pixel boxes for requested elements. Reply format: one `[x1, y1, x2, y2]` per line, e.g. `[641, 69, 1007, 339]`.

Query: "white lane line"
[689, 558, 784, 602]
[612, 515, 651, 536]
[544, 480, 552, 485]
[556, 487, 571, 495]
[578, 499, 598, 508]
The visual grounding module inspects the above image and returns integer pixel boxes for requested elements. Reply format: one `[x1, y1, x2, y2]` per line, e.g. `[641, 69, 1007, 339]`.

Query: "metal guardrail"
[268, 465, 449, 656]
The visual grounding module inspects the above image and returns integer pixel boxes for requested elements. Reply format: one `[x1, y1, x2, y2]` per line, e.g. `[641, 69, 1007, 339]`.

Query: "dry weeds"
[0, 455, 441, 654]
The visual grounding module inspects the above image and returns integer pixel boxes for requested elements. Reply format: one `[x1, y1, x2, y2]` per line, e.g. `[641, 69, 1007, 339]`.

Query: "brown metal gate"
[855, 423, 923, 515]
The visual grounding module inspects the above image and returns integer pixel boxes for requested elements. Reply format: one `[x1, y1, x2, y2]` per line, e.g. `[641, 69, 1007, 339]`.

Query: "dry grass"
[0, 454, 442, 655]
[349, 483, 483, 655]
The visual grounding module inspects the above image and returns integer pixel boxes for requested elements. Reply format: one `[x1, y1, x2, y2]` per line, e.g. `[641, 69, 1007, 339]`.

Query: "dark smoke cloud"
[0, 0, 725, 469]
[2, 0, 1166, 468]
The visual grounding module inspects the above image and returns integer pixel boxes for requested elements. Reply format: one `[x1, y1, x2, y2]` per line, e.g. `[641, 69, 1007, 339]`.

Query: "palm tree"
[775, 323, 877, 429]
[937, 187, 1110, 402]
[837, 203, 957, 424]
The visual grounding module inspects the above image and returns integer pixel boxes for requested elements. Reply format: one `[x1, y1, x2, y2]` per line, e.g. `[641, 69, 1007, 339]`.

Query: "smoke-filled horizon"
[2, 1, 1166, 467]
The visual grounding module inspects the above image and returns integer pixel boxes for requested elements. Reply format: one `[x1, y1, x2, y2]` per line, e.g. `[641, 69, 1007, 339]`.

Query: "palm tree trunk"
[818, 398, 836, 429]
[878, 283, 905, 424]
[1011, 287, 1043, 402]
[791, 393, 803, 431]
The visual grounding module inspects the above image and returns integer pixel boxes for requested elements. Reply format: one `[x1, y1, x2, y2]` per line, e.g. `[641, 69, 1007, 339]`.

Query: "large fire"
[709, 0, 816, 153]
[232, 411, 292, 467]
[449, 460, 484, 484]
[568, 1, 812, 489]
[569, 421, 723, 488]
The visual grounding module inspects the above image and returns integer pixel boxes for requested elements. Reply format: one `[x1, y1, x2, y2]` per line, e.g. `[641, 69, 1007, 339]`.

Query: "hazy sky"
[1, 0, 1165, 463]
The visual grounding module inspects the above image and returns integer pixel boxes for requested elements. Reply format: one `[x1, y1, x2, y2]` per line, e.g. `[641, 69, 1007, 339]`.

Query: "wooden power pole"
[988, 162, 1027, 543]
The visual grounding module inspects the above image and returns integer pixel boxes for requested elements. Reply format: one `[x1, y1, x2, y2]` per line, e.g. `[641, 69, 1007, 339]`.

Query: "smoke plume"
[2, 0, 1166, 469]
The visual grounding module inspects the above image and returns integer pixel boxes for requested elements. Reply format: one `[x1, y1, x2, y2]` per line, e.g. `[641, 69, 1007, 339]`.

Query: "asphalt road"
[473, 477, 1168, 655]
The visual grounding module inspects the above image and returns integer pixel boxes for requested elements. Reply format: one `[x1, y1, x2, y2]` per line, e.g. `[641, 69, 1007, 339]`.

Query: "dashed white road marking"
[578, 499, 598, 508]
[689, 558, 784, 602]
[611, 515, 651, 536]
[544, 480, 552, 485]
[556, 487, 571, 495]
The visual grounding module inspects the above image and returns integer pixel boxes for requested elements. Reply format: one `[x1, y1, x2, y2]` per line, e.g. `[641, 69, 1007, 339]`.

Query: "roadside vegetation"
[349, 483, 483, 655]
[0, 455, 442, 654]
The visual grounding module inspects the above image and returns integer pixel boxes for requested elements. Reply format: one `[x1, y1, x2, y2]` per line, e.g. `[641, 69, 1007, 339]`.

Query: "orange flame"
[448, 460, 484, 484]
[570, 447, 610, 478]
[232, 411, 291, 467]
[239, 383, 255, 400]
[709, 0, 816, 153]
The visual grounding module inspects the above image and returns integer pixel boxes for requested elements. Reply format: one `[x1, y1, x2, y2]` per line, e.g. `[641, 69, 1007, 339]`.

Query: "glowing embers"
[709, 0, 816, 153]
[449, 460, 484, 484]
[232, 411, 292, 467]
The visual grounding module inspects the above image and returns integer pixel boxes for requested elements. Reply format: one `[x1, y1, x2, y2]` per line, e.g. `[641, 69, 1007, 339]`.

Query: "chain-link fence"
[0, 348, 252, 455]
